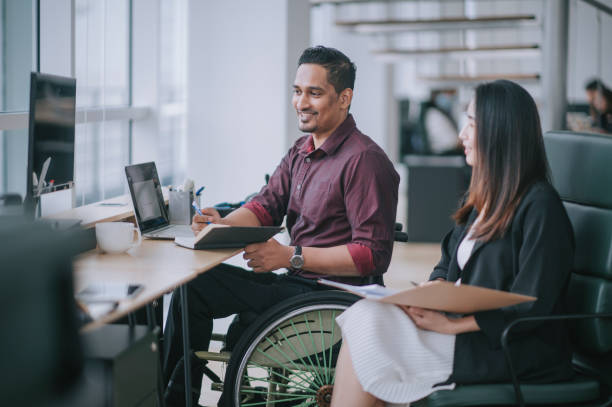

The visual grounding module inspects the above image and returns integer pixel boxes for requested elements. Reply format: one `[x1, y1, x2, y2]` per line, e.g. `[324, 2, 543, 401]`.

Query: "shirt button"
[297, 184, 301, 190]
[306, 157, 311, 163]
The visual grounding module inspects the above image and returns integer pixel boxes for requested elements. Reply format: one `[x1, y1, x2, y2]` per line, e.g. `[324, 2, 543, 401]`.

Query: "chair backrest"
[544, 131, 612, 355]
[0, 219, 84, 406]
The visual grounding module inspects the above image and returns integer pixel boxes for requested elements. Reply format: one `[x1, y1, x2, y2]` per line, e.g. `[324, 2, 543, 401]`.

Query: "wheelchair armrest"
[500, 312, 612, 407]
[394, 223, 408, 242]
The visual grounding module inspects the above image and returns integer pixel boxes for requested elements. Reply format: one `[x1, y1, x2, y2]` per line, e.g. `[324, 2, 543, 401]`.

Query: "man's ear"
[339, 88, 353, 110]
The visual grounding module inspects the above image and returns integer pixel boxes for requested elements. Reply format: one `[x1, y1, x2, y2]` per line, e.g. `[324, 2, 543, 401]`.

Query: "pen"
[195, 186, 205, 196]
[192, 200, 203, 216]
[410, 280, 419, 287]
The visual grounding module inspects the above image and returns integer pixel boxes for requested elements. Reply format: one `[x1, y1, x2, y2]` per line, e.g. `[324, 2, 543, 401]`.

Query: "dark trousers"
[162, 263, 321, 394]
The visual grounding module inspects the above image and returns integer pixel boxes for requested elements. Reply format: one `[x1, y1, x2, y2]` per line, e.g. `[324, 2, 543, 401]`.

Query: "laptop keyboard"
[147, 225, 192, 239]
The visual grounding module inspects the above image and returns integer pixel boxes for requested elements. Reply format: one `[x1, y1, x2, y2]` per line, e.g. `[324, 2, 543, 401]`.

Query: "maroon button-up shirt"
[244, 114, 399, 285]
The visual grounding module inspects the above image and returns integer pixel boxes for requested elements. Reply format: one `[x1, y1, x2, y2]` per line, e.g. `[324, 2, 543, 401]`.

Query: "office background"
[0, 0, 610, 217]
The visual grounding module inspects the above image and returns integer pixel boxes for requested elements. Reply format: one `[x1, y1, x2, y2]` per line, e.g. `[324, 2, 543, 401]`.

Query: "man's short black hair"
[585, 78, 605, 91]
[298, 46, 356, 94]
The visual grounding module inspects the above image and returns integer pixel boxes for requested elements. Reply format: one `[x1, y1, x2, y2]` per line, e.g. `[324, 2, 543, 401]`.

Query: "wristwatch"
[289, 245, 304, 270]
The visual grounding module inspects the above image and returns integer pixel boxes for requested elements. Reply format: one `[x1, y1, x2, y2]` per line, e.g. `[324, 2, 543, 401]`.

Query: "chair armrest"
[500, 312, 612, 407]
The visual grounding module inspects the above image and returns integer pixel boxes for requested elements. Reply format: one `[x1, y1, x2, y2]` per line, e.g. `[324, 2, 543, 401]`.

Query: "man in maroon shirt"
[163, 46, 399, 406]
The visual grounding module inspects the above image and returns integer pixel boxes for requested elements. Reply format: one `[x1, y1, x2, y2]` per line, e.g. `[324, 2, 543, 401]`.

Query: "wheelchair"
[194, 222, 408, 407]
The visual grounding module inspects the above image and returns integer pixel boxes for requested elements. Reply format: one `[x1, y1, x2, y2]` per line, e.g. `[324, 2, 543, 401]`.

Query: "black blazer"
[430, 181, 575, 384]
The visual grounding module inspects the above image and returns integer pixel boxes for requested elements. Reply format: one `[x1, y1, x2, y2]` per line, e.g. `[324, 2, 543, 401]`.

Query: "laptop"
[125, 162, 193, 240]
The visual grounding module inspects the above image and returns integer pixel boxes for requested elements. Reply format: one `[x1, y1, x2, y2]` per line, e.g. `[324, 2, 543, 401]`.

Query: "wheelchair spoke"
[303, 314, 327, 385]
[273, 325, 328, 387]
[290, 319, 326, 387]
[241, 387, 314, 398]
[261, 334, 324, 387]
[242, 374, 317, 395]
[328, 310, 337, 385]
[241, 394, 313, 407]
[245, 360, 318, 394]
[318, 310, 329, 384]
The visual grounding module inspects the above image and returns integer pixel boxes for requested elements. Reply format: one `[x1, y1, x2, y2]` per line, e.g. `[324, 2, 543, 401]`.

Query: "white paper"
[174, 236, 196, 249]
[318, 279, 399, 299]
[76, 282, 141, 302]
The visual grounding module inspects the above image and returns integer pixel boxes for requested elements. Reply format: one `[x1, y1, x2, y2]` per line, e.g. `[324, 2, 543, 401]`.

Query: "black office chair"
[415, 130, 612, 406]
[0, 219, 85, 407]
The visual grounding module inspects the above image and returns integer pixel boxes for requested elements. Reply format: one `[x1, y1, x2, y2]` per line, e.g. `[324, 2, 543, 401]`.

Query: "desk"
[45, 187, 169, 229]
[75, 239, 241, 407]
[75, 240, 241, 331]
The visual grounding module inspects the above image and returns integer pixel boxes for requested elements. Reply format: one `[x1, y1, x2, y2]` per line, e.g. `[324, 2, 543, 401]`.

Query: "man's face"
[292, 63, 350, 136]
[586, 89, 596, 106]
[594, 91, 609, 112]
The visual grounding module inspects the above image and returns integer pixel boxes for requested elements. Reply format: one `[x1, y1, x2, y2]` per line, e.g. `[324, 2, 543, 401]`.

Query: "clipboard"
[174, 224, 284, 249]
[318, 279, 536, 314]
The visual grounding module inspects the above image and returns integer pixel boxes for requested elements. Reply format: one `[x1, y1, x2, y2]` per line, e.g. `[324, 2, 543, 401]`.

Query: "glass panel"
[0, 0, 34, 113]
[73, 0, 130, 207]
[159, 0, 188, 185]
[74, 121, 130, 206]
[0, 129, 28, 198]
[75, 0, 129, 108]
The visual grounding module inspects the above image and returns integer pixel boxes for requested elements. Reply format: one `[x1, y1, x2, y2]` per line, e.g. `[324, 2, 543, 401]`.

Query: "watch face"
[290, 255, 304, 269]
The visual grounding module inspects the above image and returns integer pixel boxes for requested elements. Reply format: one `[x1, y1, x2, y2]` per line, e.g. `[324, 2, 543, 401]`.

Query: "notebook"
[175, 224, 284, 249]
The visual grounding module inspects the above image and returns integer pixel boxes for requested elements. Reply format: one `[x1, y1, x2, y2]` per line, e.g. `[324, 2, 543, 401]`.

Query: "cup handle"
[131, 226, 142, 249]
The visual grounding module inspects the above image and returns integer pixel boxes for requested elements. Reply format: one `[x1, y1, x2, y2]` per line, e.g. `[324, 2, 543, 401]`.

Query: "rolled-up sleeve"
[343, 151, 399, 275]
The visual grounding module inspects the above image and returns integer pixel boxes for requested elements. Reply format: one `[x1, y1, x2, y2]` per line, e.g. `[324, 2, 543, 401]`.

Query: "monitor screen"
[27, 72, 76, 198]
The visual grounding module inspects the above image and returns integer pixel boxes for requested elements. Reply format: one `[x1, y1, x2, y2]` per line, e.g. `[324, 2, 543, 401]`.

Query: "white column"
[542, 0, 569, 131]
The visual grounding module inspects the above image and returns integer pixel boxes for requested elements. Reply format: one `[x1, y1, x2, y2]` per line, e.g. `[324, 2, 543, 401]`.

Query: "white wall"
[567, 0, 612, 101]
[311, 4, 394, 153]
[186, 0, 309, 205]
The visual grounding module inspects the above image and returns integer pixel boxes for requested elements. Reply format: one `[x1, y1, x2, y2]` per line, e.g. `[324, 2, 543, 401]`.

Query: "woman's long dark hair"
[453, 80, 550, 241]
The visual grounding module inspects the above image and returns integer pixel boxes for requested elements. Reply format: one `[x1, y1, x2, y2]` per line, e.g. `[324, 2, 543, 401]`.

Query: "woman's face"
[459, 99, 477, 166]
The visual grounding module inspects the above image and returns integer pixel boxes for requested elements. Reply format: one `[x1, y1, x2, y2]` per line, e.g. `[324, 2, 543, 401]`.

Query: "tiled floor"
[197, 241, 442, 406]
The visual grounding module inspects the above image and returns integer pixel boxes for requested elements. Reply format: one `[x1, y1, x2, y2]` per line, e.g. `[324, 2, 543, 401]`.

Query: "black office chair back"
[544, 131, 612, 365]
[0, 219, 84, 406]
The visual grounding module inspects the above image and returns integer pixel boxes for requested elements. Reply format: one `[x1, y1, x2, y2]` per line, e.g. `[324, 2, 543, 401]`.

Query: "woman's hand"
[400, 306, 480, 335]
[401, 306, 458, 335]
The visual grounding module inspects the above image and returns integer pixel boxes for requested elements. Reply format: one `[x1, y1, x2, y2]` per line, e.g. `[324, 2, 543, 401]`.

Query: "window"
[74, 0, 131, 204]
[0, 0, 188, 211]
[0, 0, 34, 197]
[157, 0, 188, 186]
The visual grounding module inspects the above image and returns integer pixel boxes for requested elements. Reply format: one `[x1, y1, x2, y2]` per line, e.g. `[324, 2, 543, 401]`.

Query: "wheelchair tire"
[224, 290, 360, 407]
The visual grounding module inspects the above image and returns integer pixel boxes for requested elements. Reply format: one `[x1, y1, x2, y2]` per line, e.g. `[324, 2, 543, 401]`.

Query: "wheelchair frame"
[194, 224, 407, 406]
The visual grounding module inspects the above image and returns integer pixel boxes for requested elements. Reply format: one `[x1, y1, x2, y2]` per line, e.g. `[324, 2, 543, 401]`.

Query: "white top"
[457, 215, 482, 270]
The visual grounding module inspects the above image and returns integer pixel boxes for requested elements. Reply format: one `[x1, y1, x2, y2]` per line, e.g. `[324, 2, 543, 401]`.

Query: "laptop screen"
[125, 162, 169, 232]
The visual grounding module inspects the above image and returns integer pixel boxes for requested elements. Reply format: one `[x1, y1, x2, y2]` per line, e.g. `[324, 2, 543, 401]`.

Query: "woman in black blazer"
[330, 80, 574, 407]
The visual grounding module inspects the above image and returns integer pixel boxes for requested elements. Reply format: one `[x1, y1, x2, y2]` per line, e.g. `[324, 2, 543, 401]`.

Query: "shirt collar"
[299, 114, 356, 157]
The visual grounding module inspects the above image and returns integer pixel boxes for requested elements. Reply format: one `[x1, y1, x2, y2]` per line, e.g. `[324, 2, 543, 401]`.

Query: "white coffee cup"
[95, 222, 142, 254]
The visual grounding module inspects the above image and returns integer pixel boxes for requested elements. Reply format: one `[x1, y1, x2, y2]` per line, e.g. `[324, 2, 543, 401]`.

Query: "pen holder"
[169, 190, 194, 225]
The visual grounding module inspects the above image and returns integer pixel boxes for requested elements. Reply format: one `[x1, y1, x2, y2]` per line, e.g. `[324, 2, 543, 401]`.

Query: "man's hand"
[243, 238, 293, 273]
[191, 207, 223, 235]
[401, 306, 457, 335]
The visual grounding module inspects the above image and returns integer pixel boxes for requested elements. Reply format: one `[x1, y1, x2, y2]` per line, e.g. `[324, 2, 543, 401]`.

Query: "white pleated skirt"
[336, 299, 456, 406]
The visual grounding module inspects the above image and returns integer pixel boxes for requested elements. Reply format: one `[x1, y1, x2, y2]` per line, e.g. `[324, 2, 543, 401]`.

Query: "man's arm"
[191, 207, 261, 235]
[243, 241, 360, 275]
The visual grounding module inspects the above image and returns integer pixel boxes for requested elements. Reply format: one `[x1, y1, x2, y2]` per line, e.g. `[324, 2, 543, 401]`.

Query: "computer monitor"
[26, 72, 77, 199]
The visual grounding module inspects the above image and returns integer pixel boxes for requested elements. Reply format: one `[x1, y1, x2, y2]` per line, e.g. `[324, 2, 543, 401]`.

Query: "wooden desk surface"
[45, 187, 169, 229]
[75, 239, 241, 331]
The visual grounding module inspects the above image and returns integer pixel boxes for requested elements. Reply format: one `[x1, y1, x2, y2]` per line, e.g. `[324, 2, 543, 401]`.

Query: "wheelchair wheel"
[224, 290, 360, 407]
